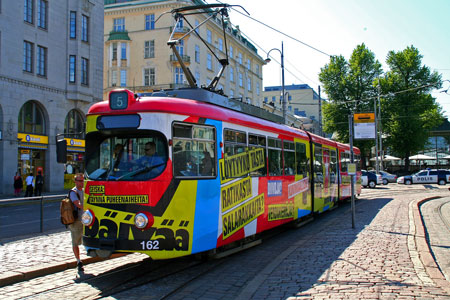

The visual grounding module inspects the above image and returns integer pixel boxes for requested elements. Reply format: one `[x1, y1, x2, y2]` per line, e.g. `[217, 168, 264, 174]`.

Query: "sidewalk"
[0, 192, 449, 296]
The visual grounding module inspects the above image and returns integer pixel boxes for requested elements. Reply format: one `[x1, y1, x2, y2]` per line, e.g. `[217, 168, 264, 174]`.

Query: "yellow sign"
[65, 138, 85, 148]
[219, 148, 265, 183]
[221, 177, 252, 211]
[17, 133, 48, 144]
[354, 113, 375, 123]
[268, 204, 294, 221]
[222, 194, 265, 239]
[21, 149, 31, 154]
[88, 194, 149, 204]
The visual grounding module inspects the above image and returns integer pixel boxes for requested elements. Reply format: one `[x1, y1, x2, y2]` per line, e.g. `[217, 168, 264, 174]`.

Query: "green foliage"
[379, 46, 443, 170]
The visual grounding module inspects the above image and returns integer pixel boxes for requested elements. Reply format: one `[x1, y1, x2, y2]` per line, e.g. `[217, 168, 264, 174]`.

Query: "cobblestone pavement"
[0, 185, 449, 299]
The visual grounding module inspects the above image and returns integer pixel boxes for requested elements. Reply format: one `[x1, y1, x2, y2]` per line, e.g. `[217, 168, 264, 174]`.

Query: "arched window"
[64, 109, 85, 139]
[18, 101, 45, 134]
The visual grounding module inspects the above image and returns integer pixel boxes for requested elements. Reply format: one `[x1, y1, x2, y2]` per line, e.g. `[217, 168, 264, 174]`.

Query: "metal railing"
[0, 194, 66, 233]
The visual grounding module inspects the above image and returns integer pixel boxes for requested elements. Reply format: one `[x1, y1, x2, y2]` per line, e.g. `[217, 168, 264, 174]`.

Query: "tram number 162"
[140, 240, 160, 250]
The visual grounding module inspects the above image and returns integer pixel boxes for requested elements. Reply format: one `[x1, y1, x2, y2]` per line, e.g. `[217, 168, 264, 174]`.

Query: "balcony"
[107, 30, 130, 41]
[170, 54, 191, 64]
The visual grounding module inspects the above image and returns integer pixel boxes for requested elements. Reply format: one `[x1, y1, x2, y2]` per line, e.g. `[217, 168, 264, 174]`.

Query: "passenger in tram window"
[200, 151, 213, 175]
[136, 141, 165, 172]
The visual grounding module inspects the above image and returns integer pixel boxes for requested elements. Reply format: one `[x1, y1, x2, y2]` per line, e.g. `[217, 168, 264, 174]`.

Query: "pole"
[281, 42, 286, 125]
[349, 114, 355, 229]
[318, 85, 322, 136]
[378, 81, 383, 171]
[374, 98, 379, 174]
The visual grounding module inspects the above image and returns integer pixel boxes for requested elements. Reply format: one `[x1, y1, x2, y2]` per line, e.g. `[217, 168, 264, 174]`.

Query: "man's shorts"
[68, 220, 83, 247]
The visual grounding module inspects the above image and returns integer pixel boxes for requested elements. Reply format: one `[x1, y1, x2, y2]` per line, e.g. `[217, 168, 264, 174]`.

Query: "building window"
[70, 11, 76, 39]
[145, 14, 155, 30]
[195, 19, 199, 34]
[69, 55, 76, 83]
[175, 67, 184, 84]
[264, 97, 268, 103]
[37, 0, 47, 29]
[23, 41, 33, 73]
[239, 72, 243, 87]
[81, 57, 89, 85]
[36, 45, 47, 76]
[121, 43, 126, 60]
[144, 68, 155, 86]
[111, 70, 117, 86]
[207, 29, 212, 44]
[238, 53, 242, 64]
[195, 44, 200, 63]
[120, 69, 127, 87]
[218, 38, 223, 51]
[256, 82, 260, 96]
[175, 18, 183, 30]
[229, 89, 234, 97]
[207, 53, 212, 70]
[113, 17, 125, 32]
[24, 0, 33, 24]
[81, 15, 89, 42]
[247, 77, 251, 91]
[195, 70, 200, 84]
[144, 40, 154, 58]
[18, 101, 45, 134]
[255, 64, 260, 76]
[247, 59, 251, 71]
[65, 109, 84, 139]
[229, 67, 234, 82]
[112, 42, 117, 60]
[176, 39, 184, 56]
[229, 45, 233, 58]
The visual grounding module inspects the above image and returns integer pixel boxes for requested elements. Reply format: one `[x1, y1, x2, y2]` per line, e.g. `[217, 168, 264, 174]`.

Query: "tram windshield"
[85, 131, 168, 181]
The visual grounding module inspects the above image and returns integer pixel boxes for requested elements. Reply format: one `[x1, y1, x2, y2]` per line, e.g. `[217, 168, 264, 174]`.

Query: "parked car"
[361, 170, 383, 188]
[397, 169, 450, 185]
[369, 170, 397, 185]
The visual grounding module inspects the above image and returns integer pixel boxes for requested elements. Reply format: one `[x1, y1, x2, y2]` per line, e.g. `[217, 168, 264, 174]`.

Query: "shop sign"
[65, 138, 85, 148]
[17, 133, 49, 144]
[21, 153, 30, 160]
[21, 149, 31, 154]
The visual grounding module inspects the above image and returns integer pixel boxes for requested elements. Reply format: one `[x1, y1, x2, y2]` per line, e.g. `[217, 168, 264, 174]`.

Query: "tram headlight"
[134, 211, 154, 230]
[81, 209, 95, 227]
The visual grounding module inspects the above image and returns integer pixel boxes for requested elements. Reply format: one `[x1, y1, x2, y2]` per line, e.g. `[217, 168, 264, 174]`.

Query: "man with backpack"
[68, 173, 84, 272]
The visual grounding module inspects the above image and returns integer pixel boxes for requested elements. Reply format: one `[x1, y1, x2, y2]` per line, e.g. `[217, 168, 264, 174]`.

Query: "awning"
[19, 143, 48, 150]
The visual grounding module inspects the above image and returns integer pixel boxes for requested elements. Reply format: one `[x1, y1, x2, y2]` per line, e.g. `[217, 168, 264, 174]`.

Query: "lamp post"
[265, 42, 286, 124]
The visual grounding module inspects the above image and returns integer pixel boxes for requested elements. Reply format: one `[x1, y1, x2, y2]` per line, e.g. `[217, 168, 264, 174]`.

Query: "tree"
[319, 44, 382, 168]
[378, 46, 443, 171]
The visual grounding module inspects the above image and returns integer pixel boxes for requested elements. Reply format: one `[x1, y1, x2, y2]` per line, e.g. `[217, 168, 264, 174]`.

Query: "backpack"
[60, 190, 79, 225]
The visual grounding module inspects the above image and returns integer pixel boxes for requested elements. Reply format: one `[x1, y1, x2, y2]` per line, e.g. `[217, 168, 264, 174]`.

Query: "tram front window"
[85, 134, 167, 181]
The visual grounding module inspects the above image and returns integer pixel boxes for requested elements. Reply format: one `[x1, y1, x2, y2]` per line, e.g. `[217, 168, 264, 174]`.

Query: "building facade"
[0, 0, 103, 195]
[103, 0, 265, 106]
[263, 84, 322, 133]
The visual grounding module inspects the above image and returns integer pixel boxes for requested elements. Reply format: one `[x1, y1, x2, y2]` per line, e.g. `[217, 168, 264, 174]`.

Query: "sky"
[206, 0, 450, 118]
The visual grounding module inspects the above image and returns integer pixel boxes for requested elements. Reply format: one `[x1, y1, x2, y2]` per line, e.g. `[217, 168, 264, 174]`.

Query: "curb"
[413, 197, 450, 295]
[0, 253, 127, 287]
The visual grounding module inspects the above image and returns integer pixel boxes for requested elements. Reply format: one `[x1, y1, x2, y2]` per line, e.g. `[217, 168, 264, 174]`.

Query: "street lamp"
[265, 42, 285, 124]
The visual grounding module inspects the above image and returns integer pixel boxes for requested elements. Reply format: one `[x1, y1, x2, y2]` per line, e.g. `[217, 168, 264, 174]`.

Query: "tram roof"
[89, 88, 310, 140]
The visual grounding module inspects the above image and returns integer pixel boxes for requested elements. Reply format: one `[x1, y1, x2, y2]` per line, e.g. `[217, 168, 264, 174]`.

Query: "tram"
[56, 3, 361, 260]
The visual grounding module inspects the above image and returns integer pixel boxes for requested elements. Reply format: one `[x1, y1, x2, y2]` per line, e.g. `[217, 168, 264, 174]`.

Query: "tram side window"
[223, 129, 247, 178]
[295, 142, 308, 177]
[341, 152, 349, 173]
[268, 138, 282, 176]
[173, 123, 216, 178]
[283, 141, 295, 175]
[314, 144, 323, 184]
[330, 149, 337, 183]
[248, 134, 266, 177]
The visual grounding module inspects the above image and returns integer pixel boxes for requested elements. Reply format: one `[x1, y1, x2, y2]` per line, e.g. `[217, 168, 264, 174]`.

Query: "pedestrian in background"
[25, 173, 34, 197]
[34, 171, 44, 196]
[68, 173, 84, 272]
[13, 172, 23, 197]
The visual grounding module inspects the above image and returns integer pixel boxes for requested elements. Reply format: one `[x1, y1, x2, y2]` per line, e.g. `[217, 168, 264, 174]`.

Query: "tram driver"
[136, 141, 165, 173]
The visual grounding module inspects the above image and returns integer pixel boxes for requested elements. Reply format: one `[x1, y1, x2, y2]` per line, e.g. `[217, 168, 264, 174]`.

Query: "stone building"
[0, 0, 103, 195]
[103, 0, 265, 106]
